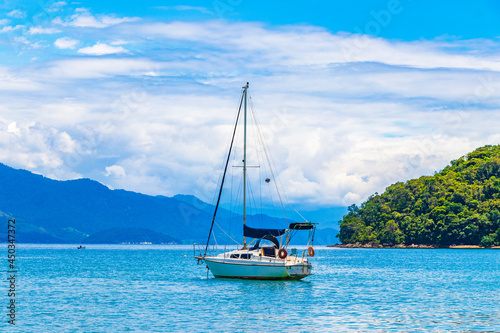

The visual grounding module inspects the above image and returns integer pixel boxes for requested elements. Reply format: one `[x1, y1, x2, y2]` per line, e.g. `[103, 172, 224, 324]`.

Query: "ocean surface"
[1, 244, 499, 332]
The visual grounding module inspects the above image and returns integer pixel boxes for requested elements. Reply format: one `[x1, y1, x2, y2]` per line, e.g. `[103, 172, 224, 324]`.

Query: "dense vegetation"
[338, 145, 500, 247]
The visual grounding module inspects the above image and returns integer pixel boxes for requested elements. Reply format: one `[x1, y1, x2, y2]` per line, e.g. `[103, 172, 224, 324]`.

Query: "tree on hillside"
[337, 145, 500, 246]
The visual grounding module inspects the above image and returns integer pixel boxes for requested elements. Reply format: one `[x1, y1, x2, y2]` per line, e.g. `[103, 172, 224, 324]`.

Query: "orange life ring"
[308, 246, 315, 257]
[278, 248, 287, 259]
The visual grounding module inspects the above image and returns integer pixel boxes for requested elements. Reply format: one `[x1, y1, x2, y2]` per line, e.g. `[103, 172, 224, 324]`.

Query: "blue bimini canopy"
[244, 226, 285, 248]
[243, 225, 286, 239]
[288, 222, 315, 230]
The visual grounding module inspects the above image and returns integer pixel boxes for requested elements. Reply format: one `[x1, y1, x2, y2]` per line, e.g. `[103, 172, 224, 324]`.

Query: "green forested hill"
[338, 145, 500, 247]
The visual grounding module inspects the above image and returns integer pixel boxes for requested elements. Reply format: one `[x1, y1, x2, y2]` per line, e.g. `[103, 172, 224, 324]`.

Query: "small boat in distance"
[77, 245, 85, 249]
[194, 83, 317, 280]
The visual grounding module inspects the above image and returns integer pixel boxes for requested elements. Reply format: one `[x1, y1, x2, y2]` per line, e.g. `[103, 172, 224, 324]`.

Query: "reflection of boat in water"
[194, 83, 317, 280]
[77, 245, 85, 249]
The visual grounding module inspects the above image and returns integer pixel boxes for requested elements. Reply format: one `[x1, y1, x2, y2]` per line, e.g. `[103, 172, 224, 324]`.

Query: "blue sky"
[23, 0, 499, 40]
[0, 0, 499, 210]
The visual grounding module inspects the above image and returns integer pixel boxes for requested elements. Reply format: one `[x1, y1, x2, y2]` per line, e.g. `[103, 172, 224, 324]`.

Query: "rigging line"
[247, 180, 259, 221]
[261, 123, 294, 217]
[259, 156, 263, 225]
[251, 110, 264, 224]
[231, 173, 243, 238]
[214, 220, 241, 246]
[205, 93, 244, 239]
[249, 96, 288, 223]
[250, 99, 294, 217]
[204, 89, 245, 257]
[229, 163, 243, 234]
[246, 106, 263, 223]
[229, 125, 245, 238]
[212, 228, 218, 246]
[256, 105, 294, 219]
[249, 96, 282, 217]
[229, 150, 235, 237]
[228, 144, 238, 238]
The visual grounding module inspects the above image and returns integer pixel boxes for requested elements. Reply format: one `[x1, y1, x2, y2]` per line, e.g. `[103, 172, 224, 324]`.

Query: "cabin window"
[262, 247, 276, 257]
[230, 254, 239, 259]
[240, 253, 251, 259]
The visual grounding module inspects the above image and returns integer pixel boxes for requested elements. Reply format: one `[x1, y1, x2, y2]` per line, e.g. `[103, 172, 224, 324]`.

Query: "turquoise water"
[1, 245, 499, 332]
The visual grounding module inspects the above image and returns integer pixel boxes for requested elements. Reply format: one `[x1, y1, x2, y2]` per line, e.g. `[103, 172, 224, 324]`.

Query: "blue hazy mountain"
[82, 227, 181, 244]
[0, 163, 339, 244]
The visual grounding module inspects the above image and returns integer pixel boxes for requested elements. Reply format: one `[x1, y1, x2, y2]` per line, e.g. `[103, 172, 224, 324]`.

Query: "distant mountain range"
[0, 163, 340, 244]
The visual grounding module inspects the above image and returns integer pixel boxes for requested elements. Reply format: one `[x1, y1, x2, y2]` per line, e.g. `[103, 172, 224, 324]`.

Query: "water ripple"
[0, 245, 498, 332]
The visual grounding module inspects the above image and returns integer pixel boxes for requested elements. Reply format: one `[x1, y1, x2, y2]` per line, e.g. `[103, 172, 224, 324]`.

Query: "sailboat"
[194, 83, 317, 280]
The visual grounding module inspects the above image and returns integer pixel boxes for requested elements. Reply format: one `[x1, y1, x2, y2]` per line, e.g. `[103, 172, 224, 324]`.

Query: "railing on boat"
[193, 243, 241, 261]
[194, 243, 312, 264]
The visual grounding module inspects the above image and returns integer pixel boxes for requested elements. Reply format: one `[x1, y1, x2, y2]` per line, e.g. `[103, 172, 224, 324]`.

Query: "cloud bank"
[0, 7, 499, 209]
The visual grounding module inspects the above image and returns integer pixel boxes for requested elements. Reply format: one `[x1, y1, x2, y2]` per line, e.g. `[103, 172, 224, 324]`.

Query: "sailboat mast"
[243, 82, 248, 249]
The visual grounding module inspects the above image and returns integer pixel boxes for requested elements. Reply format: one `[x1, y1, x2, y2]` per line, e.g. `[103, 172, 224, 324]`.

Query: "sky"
[0, 0, 500, 211]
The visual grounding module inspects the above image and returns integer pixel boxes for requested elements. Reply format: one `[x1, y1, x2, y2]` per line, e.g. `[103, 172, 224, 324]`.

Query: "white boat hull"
[204, 257, 312, 280]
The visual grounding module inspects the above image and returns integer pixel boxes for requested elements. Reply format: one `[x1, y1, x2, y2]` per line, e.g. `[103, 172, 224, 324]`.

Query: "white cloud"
[7, 10, 26, 18]
[7, 122, 21, 136]
[53, 10, 139, 28]
[105, 165, 126, 178]
[0, 120, 80, 179]
[0, 19, 10, 25]
[77, 42, 128, 55]
[0, 25, 24, 33]
[48, 1, 67, 12]
[100, 16, 139, 26]
[0, 66, 41, 90]
[134, 21, 500, 73]
[28, 26, 62, 34]
[109, 40, 129, 46]
[1, 20, 500, 208]
[53, 131, 78, 153]
[47, 58, 162, 78]
[13, 36, 43, 49]
[154, 5, 212, 14]
[54, 37, 79, 49]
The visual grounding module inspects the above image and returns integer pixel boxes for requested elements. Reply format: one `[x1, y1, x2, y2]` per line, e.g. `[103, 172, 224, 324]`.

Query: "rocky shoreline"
[328, 243, 500, 249]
